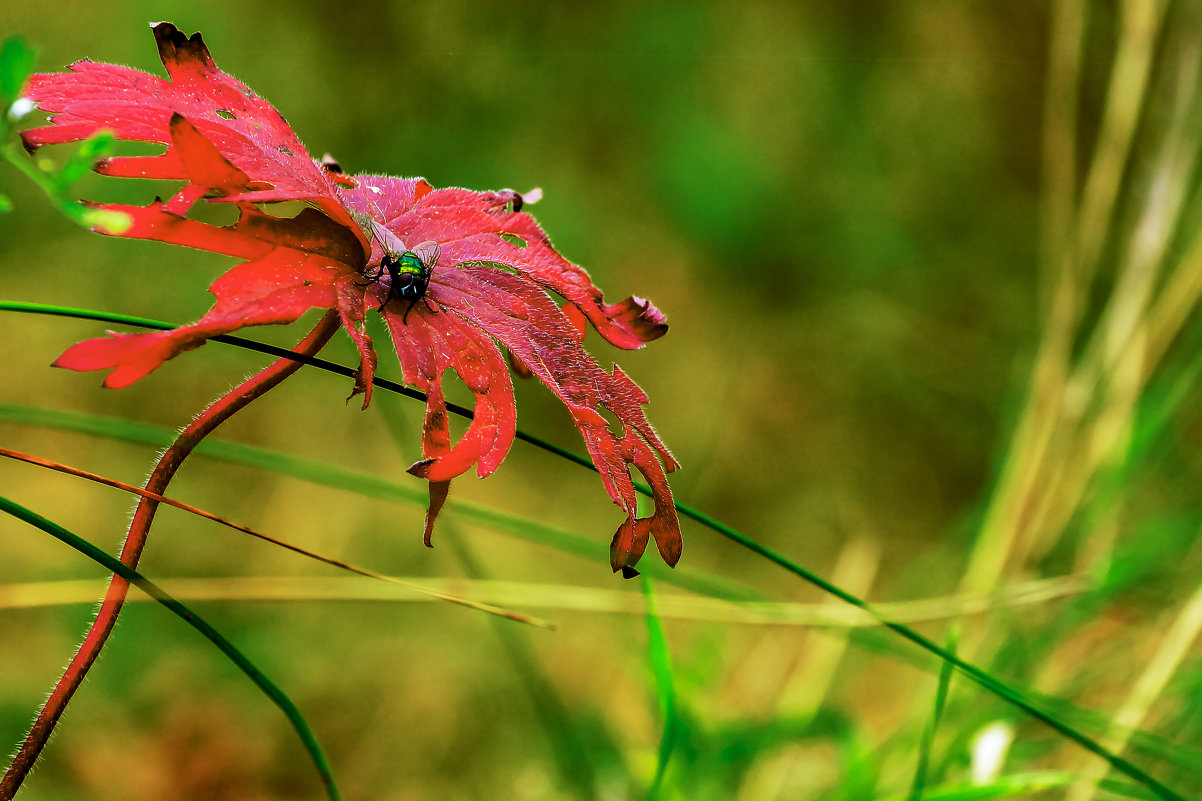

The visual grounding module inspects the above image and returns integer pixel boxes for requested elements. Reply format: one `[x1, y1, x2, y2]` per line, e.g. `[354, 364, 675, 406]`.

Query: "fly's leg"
[401, 298, 419, 324]
[355, 261, 386, 288]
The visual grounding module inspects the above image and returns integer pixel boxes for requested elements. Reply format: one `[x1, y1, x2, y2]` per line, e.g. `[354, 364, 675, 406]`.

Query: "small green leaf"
[53, 129, 115, 190]
[0, 35, 36, 99]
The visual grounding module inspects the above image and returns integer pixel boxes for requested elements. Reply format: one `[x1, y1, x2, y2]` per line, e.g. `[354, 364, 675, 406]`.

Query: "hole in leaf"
[437, 367, 474, 443]
[598, 405, 626, 439]
[215, 109, 236, 120]
[499, 233, 527, 248]
[254, 200, 310, 219]
[185, 199, 239, 227]
[632, 469, 655, 517]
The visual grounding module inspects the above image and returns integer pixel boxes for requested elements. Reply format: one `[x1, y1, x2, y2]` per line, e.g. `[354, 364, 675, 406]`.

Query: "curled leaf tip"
[407, 458, 436, 478]
[493, 187, 542, 212]
[611, 295, 669, 343]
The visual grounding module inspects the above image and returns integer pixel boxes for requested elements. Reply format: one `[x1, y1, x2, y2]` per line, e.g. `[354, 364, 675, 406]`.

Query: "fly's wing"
[370, 219, 408, 258]
[412, 240, 441, 270]
[347, 209, 374, 239]
[348, 199, 412, 261]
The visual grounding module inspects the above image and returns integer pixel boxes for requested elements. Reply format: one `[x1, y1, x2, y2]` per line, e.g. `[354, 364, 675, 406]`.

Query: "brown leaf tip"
[151, 22, 215, 72]
[320, 153, 344, 174]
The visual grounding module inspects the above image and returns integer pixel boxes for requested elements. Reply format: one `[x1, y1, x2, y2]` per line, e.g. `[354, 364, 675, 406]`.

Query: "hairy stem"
[1, 310, 340, 800]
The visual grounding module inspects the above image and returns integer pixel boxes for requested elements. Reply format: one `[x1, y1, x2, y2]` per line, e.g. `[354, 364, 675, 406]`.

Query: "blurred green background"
[3, 2, 1202, 800]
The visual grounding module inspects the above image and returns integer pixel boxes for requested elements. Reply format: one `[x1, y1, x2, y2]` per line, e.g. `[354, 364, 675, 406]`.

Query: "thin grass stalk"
[1148, 229, 1202, 367]
[959, 0, 1085, 600]
[677, 506, 1187, 801]
[1017, 24, 1202, 584]
[0, 573, 1090, 627]
[0, 397, 760, 602]
[1039, 0, 1083, 290]
[1075, 0, 1168, 276]
[643, 576, 679, 801]
[906, 629, 959, 801]
[963, 0, 1168, 600]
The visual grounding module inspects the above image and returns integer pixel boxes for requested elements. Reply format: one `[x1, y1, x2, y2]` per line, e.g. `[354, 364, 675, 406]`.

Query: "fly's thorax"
[397, 252, 426, 277]
[380, 250, 428, 278]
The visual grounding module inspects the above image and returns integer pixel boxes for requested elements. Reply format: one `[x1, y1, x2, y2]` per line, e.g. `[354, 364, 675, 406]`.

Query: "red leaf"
[53, 330, 203, 390]
[56, 249, 343, 387]
[335, 175, 682, 570]
[28, 24, 681, 573]
[22, 22, 369, 255]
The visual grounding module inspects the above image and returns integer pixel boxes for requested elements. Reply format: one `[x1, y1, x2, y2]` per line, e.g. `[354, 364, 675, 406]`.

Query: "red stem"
[1, 310, 341, 800]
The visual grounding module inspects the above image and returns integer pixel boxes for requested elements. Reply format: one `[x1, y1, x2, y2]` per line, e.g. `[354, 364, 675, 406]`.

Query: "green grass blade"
[0, 302, 1188, 801]
[642, 576, 680, 801]
[1, 134, 126, 232]
[0, 35, 35, 99]
[0, 494, 340, 801]
[908, 628, 959, 801]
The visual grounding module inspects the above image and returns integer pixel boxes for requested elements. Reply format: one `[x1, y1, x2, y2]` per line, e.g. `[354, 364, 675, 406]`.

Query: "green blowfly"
[352, 209, 441, 323]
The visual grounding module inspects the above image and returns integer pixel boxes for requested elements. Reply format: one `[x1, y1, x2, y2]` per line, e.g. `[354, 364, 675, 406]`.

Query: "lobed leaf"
[22, 23, 680, 572]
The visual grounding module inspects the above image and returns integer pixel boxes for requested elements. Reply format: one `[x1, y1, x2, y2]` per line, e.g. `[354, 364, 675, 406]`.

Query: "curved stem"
[0, 310, 340, 800]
